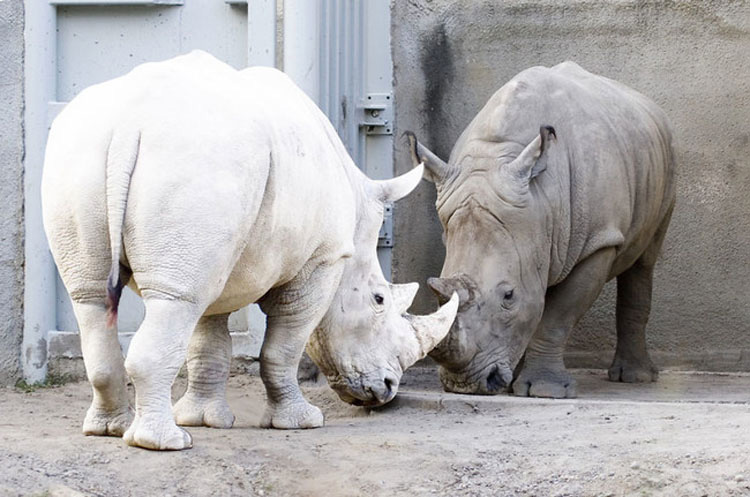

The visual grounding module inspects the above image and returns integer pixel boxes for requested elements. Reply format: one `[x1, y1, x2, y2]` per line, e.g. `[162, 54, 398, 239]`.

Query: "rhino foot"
[173, 393, 235, 429]
[260, 400, 324, 430]
[82, 405, 134, 437]
[512, 364, 577, 398]
[123, 413, 193, 450]
[608, 356, 658, 383]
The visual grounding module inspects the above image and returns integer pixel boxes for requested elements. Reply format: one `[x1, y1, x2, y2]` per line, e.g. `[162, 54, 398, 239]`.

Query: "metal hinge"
[378, 204, 393, 248]
[359, 93, 393, 135]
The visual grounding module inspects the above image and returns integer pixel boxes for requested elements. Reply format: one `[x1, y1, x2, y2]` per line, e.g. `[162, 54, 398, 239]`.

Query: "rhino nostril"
[486, 366, 507, 392]
[383, 376, 394, 395]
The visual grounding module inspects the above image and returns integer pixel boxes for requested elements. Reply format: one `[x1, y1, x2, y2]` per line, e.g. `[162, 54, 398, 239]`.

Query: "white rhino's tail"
[104, 129, 141, 329]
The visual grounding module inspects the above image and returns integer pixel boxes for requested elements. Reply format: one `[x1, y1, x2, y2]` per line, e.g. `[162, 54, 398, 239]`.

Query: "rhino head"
[405, 127, 556, 394]
[306, 164, 459, 406]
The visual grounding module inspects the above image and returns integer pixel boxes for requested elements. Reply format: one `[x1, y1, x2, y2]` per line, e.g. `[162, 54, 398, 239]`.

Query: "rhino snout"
[439, 363, 513, 395]
[331, 372, 400, 407]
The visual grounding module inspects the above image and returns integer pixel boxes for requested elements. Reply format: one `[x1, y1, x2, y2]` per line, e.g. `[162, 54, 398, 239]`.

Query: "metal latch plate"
[360, 93, 393, 136]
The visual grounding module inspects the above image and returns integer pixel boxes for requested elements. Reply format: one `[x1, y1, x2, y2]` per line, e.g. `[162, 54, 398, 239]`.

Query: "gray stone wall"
[392, 1, 750, 370]
[0, 0, 25, 384]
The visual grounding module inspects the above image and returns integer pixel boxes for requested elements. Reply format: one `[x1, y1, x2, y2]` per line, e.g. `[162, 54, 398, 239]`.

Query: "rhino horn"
[502, 125, 556, 192]
[428, 276, 477, 310]
[389, 282, 419, 315]
[403, 292, 459, 366]
[403, 131, 453, 184]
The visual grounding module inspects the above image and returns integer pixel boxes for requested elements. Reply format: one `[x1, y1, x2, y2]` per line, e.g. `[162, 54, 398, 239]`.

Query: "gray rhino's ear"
[506, 125, 556, 183]
[403, 131, 453, 184]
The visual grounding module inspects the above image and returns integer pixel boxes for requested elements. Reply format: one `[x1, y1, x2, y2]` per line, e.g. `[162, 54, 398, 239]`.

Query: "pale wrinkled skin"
[42, 51, 458, 450]
[409, 62, 676, 398]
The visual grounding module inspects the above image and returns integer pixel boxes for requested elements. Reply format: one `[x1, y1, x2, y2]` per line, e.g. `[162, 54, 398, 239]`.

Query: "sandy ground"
[1, 368, 750, 497]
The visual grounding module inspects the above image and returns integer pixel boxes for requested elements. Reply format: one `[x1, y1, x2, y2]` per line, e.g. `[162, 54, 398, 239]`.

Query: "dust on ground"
[1, 368, 749, 497]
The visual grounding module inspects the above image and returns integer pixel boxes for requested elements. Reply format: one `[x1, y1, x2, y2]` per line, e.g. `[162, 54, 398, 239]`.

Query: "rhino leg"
[608, 261, 659, 383]
[173, 313, 235, 428]
[123, 298, 203, 450]
[609, 206, 672, 383]
[513, 248, 617, 398]
[74, 300, 133, 437]
[258, 261, 343, 430]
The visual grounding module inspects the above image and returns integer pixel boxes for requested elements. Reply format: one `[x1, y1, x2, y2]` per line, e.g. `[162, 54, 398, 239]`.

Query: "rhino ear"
[389, 282, 419, 315]
[371, 163, 424, 203]
[403, 131, 453, 184]
[505, 126, 556, 185]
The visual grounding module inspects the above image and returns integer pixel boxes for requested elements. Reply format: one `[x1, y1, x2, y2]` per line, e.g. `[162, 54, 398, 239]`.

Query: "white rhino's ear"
[403, 131, 453, 184]
[371, 163, 424, 203]
[505, 125, 556, 184]
[389, 282, 419, 315]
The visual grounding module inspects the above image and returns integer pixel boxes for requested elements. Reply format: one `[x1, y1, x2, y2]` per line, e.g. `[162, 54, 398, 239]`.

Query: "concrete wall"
[391, 1, 750, 370]
[0, 0, 25, 384]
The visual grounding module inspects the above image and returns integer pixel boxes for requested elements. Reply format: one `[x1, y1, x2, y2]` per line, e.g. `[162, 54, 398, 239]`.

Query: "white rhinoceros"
[407, 62, 676, 398]
[42, 51, 458, 450]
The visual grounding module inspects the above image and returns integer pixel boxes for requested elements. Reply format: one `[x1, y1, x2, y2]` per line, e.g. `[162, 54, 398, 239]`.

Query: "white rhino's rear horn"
[403, 131, 453, 184]
[405, 292, 459, 365]
[389, 282, 419, 315]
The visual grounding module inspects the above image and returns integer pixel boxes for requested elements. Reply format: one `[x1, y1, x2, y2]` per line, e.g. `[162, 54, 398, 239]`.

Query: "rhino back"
[453, 62, 676, 284]
[45, 51, 357, 311]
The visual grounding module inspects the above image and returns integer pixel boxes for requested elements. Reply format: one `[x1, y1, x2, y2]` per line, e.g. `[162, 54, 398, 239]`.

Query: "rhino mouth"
[327, 372, 400, 407]
[438, 363, 513, 395]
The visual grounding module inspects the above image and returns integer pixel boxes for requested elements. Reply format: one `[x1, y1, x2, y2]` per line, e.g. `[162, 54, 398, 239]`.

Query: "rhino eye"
[504, 290, 514, 300]
[374, 293, 385, 305]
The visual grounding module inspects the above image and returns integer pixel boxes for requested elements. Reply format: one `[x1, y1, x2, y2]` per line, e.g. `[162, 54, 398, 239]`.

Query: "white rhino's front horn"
[403, 292, 459, 367]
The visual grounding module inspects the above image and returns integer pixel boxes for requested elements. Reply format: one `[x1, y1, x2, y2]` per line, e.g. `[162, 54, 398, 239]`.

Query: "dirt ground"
[1, 368, 750, 497]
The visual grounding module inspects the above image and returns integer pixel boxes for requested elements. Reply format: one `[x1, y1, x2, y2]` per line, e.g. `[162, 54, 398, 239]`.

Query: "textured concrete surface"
[391, 0, 750, 370]
[0, 0, 25, 385]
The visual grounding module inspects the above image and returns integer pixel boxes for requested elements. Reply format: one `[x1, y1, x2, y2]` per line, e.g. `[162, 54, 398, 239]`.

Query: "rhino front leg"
[513, 248, 617, 398]
[173, 313, 235, 428]
[258, 261, 343, 430]
[73, 300, 133, 437]
[123, 298, 204, 450]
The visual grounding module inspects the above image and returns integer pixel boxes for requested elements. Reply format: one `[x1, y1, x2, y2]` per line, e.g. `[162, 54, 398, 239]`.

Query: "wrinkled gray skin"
[408, 62, 676, 398]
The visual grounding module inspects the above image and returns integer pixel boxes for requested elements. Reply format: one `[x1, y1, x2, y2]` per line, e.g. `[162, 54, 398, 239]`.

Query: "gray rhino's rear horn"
[428, 276, 478, 311]
[403, 131, 453, 184]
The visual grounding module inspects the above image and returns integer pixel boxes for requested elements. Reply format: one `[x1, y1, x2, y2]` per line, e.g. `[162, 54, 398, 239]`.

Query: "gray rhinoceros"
[42, 51, 458, 450]
[407, 62, 675, 398]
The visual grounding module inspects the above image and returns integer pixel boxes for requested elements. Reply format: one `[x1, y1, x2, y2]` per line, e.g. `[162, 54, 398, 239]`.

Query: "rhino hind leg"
[608, 205, 673, 383]
[73, 300, 134, 437]
[513, 248, 617, 399]
[173, 313, 235, 429]
[123, 298, 204, 450]
[607, 256, 659, 383]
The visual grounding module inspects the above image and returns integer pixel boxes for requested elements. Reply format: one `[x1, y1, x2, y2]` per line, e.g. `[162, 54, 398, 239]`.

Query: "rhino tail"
[104, 128, 141, 329]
